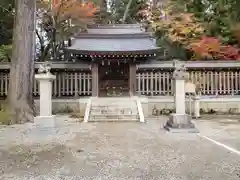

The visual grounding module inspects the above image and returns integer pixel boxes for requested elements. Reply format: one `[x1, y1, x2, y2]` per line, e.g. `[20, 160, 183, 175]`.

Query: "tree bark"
[7, 0, 36, 124]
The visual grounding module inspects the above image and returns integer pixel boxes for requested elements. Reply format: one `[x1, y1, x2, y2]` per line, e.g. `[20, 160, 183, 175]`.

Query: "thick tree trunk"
[7, 0, 36, 124]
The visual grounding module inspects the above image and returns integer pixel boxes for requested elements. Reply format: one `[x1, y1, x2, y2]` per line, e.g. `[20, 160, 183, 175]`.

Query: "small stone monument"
[164, 60, 198, 133]
[193, 95, 200, 118]
[193, 81, 201, 118]
[34, 62, 56, 128]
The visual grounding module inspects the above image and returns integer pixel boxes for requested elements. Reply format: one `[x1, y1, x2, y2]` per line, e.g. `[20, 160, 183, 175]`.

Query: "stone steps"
[88, 97, 140, 122]
[91, 102, 135, 104]
[88, 119, 139, 122]
[89, 115, 139, 122]
[90, 109, 138, 113]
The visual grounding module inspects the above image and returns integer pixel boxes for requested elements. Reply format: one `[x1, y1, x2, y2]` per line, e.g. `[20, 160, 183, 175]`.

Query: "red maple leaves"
[189, 36, 240, 60]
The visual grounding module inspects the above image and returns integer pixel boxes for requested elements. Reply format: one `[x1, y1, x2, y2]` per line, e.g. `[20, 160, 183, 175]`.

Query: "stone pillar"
[164, 60, 198, 133]
[34, 72, 56, 127]
[91, 63, 99, 97]
[174, 79, 185, 114]
[193, 95, 200, 118]
[129, 63, 136, 96]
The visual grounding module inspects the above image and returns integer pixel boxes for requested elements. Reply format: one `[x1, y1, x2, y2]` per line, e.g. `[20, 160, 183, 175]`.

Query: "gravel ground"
[0, 115, 240, 180]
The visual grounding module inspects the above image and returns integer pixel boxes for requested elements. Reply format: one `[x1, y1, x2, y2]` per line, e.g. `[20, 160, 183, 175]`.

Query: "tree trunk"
[122, 0, 133, 23]
[7, 0, 36, 124]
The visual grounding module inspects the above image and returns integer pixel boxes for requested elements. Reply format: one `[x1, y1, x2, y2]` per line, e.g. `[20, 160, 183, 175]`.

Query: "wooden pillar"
[129, 63, 137, 96]
[91, 63, 99, 96]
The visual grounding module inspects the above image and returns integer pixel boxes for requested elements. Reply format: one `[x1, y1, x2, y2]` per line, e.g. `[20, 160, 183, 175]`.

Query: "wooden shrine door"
[99, 62, 129, 96]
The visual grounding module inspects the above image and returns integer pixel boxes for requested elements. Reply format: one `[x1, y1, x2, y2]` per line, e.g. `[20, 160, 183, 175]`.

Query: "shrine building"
[64, 24, 159, 97]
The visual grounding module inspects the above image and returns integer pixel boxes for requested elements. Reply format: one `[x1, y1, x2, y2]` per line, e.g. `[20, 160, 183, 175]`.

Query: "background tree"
[151, 0, 204, 59]
[0, 0, 14, 45]
[151, 0, 240, 60]
[0, 0, 14, 62]
[98, 0, 148, 24]
[36, 0, 98, 61]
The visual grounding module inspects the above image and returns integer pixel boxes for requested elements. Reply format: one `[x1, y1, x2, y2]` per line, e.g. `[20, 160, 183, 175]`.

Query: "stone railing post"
[193, 95, 200, 119]
[164, 60, 198, 133]
[34, 63, 56, 128]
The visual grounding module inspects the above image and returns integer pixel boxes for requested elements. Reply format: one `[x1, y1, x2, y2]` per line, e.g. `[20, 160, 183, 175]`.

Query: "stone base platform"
[164, 113, 199, 133]
[34, 115, 56, 128]
[164, 126, 199, 133]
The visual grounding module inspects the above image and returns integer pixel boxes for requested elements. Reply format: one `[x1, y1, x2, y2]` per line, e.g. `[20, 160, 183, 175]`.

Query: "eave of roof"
[64, 48, 160, 55]
[65, 36, 159, 54]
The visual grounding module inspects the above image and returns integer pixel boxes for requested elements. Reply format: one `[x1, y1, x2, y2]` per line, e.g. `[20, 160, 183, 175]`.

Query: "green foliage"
[0, 104, 10, 125]
[0, 0, 14, 45]
[180, 0, 240, 45]
[53, 105, 74, 114]
[0, 0, 13, 62]
[0, 45, 12, 62]
[156, 37, 189, 60]
[0, 110, 10, 125]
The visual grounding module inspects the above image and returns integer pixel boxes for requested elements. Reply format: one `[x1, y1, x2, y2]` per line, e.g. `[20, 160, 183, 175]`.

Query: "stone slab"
[164, 125, 199, 133]
[34, 115, 56, 128]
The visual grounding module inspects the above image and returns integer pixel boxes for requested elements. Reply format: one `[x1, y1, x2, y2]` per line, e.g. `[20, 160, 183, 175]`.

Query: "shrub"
[0, 110, 10, 125]
[0, 45, 12, 62]
[53, 105, 74, 114]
